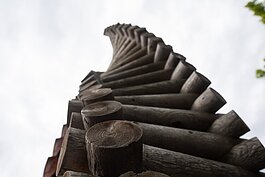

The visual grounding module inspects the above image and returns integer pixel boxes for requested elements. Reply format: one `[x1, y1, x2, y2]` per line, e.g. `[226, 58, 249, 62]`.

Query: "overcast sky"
[0, 0, 264, 177]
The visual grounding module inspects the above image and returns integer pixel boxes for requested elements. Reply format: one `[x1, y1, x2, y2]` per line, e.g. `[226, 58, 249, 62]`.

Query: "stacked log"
[44, 23, 265, 177]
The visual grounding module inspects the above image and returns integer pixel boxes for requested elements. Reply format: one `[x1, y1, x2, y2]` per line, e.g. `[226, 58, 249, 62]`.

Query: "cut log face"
[180, 71, 211, 94]
[164, 52, 185, 70]
[43, 156, 58, 177]
[81, 88, 114, 106]
[208, 110, 250, 138]
[69, 112, 85, 130]
[56, 128, 89, 176]
[119, 171, 170, 177]
[154, 43, 173, 63]
[170, 60, 196, 81]
[67, 100, 83, 126]
[86, 120, 143, 177]
[221, 137, 265, 171]
[61, 124, 68, 137]
[53, 137, 64, 157]
[81, 100, 123, 129]
[191, 88, 226, 113]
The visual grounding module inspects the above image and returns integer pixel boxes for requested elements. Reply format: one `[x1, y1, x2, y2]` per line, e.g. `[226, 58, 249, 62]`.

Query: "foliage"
[246, 0, 265, 78]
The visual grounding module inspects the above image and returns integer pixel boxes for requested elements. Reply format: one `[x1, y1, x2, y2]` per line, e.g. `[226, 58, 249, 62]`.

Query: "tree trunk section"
[112, 80, 185, 96]
[56, 128, 89, 176]
[143, 145, 265, 177]
[86, 120, 143, 177]
[122, 104, 219, 131]
[221, 137, 265, 171]
[138, 122, 237, 159]
[115, 93, 198, 109]
[81, 100, 122, 129]
[191, 88, 226, 113]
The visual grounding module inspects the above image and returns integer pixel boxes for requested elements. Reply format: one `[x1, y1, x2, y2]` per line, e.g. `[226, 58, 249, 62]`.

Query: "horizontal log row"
[44, 23, 265, 177]
[56, 118, 265, 177]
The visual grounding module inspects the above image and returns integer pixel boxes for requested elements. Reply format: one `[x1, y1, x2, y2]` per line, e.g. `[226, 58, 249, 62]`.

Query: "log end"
[86, 120, 143, 177]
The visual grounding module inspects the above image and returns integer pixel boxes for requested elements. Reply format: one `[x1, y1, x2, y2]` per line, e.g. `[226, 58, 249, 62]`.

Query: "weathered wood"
[53, 137, 64, 157]
[78, 84, 103, 99]
[171, 60, 196, 81]
[141, 33, 155, 48]
[56, 128, 89, 176]
[122, 104, 219, 131]
[110, 47, 147, 71]
[102, 69, 174, 89]
[154, 43, 173, 63]
[119, 43, 142, 61]
[63, 171, 96, 177]
[221, 137, 265, 171]
[115, 93, 198, 109]
[138, 122, 237, 159]
[81, 88, 114, 106]
[191, 88, 226, 113]
[86, 120, 143, 177]
[61, 124, 68, 137]
[208, 110, 250, 138]
[67, 100, 83, 125]
[134, 27, 147, 44]
[180, 71, 211, 94]
[127, 25, 139, 39]
[79, 80, 97, 92]
[81, 70, 95, 83]
[143, 145, 265, 177]
[43, 156, 58, 177]
[164, 52, 185, 70]
[81, 100, 122, 129]
[120, 171, 170, 177]
[112, 80, 186, 96]
[101, 62, 166, 83]
[102, 52, 154, 77]
[69, 112, 85, 130]
[147, 37, 164, 54]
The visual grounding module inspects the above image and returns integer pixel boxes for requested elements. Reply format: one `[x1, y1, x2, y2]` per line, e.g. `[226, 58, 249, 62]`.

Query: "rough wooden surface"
[69, 113, 85, 130]
[101, 62, 166, 83]
[86, 120, 143, 177]
[53, 137, 64, 157]
[164, 52, 185, 70]
[138, 122, 237, 159]
[81, 88, 114, 106]
[180, 71, 211, 94]
[43, 156, 58, 177]
[112, 80, 185, 96]
[115, 93, 198, 109]
[143, 145, 265, 177]
[56, 128, 89, 176]
[81, 100, 122, 129]
[67, 100, 83, 125]
[154, 43, 172, 63]
[171, 60, 196, 81]
[191, 88, 226, 113]
[221, 137, 265, 171]
[122, 105, 219, 131]
[208, 110, 250, 138]
[103, 52, 154, 77]
[102, 69, 174, 89]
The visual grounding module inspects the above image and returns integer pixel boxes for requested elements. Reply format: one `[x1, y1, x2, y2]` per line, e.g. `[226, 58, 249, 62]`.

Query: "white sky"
[0, 0, 264, 177]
